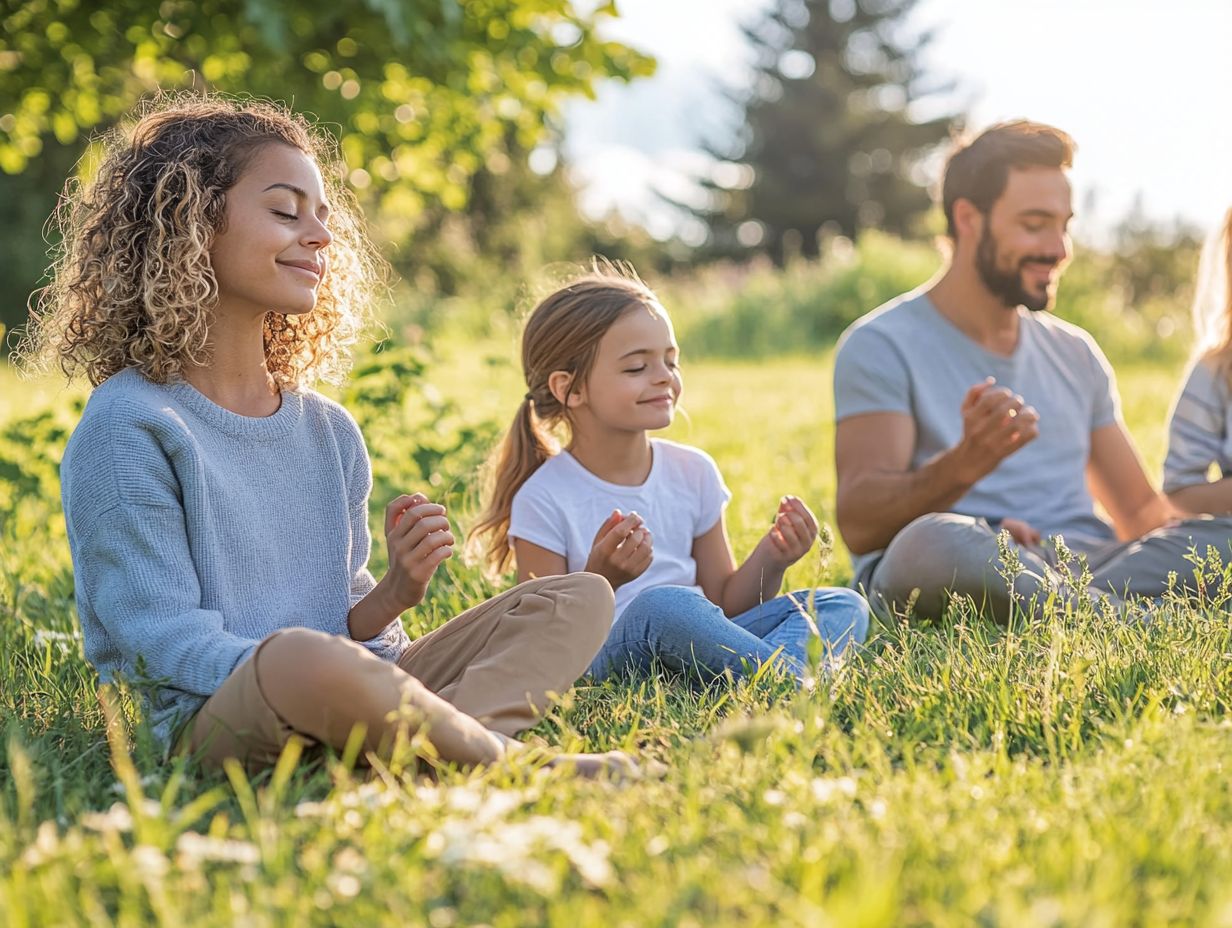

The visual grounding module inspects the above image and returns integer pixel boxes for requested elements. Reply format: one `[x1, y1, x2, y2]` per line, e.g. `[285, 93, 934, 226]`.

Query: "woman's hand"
[381, 493, 455, 611]
[584, 509, 653, 590]
[761, 495, 818, 568]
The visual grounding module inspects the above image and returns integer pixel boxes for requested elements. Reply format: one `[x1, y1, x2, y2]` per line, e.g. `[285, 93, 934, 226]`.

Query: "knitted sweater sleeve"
[335, 405, 410, 661]
[62, 401, 256, 696]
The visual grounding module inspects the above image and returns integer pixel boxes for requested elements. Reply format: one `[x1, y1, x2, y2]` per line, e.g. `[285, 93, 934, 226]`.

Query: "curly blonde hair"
[17, 94, 384, 388]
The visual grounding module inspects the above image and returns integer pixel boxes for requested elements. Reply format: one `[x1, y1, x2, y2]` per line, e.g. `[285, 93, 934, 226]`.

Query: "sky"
[562, 0, 1232, 245]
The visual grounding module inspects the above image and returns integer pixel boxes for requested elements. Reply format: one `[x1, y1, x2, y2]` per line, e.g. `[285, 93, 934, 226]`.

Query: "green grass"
[2, 337, 1229, 926]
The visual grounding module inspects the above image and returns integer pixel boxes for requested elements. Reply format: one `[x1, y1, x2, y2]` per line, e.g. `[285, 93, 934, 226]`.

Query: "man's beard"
[975, 225, 1057, 312]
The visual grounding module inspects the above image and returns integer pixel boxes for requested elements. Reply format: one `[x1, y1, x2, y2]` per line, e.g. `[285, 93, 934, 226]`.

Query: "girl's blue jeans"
[587, 585, 870, 684]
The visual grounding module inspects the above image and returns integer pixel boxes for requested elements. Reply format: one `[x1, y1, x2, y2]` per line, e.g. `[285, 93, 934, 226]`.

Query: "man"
[833, 120, 1232, 621]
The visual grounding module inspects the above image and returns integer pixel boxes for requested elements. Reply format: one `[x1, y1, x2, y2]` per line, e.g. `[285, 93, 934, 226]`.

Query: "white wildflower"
[427, 907, 457, 928]
[131, 844, 170, 879]
[341, 782, 400, 811]
[32, 629, 81, 654]
[810, 777, 857, 803]
[111, 777, 160, 797]
[426, 813, 613, 893]
[20, 821, 60, 867]
[566, 836, 613, 889]
[446, 785, 524, 824]
[332, 846, 367, 875]
[80, 802, 134, 833]
[441, 784, 482, 814]
[763, 789, 786, 806]
[175, 832, 261, 867]
[508, 857, 557, 894]
[327, 872, 362, 899]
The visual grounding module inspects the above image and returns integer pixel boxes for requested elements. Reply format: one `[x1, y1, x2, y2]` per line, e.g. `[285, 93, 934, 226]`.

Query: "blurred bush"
[382, 159, 685, 342]
[650, 229, 1199, 366]
[339, 341, 498, 517]
[659, 231, 938, 358]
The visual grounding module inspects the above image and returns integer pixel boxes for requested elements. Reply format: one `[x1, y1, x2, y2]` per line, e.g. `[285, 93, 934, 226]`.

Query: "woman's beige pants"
[180, 574, 613, 770]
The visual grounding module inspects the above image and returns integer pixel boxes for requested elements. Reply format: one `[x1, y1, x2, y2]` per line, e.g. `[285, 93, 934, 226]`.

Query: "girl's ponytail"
[470, 394, 558, 575]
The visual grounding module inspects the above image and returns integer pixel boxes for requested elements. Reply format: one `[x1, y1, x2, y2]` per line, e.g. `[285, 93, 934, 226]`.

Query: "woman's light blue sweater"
[59, 368, 409, 747]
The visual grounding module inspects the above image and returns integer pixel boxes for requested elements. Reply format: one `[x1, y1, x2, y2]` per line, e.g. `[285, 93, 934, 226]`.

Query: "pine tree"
[697, 0, 959, 263]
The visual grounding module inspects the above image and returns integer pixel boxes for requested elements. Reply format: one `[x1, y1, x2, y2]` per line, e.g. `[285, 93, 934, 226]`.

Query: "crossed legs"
[865, 512, 1232, 622]
[183, 574, 613, 771]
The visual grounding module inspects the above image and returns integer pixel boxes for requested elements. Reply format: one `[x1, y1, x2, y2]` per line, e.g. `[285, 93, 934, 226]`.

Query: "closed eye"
[271, 210, 299, 221]
[623, 366, 647, 374]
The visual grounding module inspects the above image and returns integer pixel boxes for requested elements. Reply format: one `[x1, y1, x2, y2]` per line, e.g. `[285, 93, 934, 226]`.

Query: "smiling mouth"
[1021, 263, 1057, 286]
[279, 261, 321, 279]
[640, 396, 675, 405]
[1022, 260, 1057, 274]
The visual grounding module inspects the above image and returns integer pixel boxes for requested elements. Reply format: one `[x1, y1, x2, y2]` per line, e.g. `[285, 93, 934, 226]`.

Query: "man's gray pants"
[858, 512, 1232, 622]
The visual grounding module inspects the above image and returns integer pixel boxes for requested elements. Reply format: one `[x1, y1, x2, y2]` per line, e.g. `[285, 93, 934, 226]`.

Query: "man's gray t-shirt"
[833, 289, 1121, 584]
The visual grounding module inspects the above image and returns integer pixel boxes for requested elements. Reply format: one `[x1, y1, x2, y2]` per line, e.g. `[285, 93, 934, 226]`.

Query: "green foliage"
[654, 231, 1196, 366]
[0, 0, 652, 192]
[338, 340, 498, 528]
[0, 0, 654, 330]
[385, 156, 683, 342]
[0, 140, 81, 337]
[695, 0, 959, 262]
[1054, 242, 1197, 368]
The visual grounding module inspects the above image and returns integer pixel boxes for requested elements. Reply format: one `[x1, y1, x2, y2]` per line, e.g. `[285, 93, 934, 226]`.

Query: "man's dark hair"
[942, 120, 1076, 239]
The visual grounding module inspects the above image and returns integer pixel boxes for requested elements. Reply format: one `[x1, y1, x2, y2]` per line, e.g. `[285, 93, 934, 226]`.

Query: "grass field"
[4, 333, 1232, 927]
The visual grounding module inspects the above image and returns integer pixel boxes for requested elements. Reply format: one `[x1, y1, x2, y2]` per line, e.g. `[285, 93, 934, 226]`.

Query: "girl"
[1165, 208, 1232, 514]
[470, 267, 869, 684]
[20, 96, 630, 777]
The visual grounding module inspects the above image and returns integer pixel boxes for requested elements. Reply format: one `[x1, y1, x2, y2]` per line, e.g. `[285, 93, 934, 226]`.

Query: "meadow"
[3, 247, 1231, 926]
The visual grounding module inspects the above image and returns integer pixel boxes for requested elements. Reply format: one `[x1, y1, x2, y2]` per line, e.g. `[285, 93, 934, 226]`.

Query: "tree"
[0, 0, 653, 331]
[695, 0, 958, 264]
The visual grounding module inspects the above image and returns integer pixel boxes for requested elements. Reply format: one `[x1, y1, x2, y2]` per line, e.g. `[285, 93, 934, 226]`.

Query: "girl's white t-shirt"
[509, 439, 732, 622]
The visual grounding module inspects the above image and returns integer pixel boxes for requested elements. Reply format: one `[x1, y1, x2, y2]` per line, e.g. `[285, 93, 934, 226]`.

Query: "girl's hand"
[762, 495, 818, 567]
[382, 493, 455, 611]
[584, 509, 654, 590]
[1000, 517, 1042, 547]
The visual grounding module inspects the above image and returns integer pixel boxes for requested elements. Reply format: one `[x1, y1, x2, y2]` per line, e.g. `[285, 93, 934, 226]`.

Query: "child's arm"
[514, 510, 652, 590]
[514, 539, 569, 583]
[349, 493, 454, 641]
[694, 497, 818, 617]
